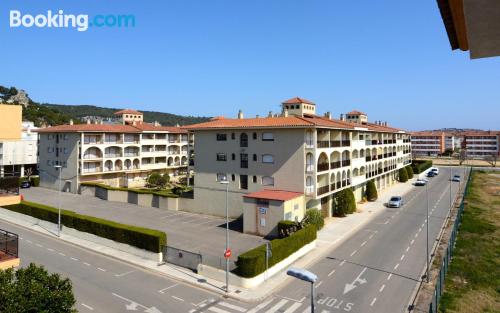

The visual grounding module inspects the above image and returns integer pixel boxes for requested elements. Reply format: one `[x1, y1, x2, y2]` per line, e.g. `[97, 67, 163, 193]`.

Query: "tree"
[365, 180, 378, 201]
[305, 209, 324, 231]
[405, 165, 414, 179]
[146, 172, 169, 190]
[331, 189, 357, 217]
[485, 154, 498, 167]
[0, 263, 76, 312]
[398, 168, 408, 182]
[24, 167, 33, 180]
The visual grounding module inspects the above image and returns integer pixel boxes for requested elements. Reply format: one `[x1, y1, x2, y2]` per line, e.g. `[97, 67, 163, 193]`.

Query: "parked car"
[430, 167, 439, 175]
[415, 179, 427, 186]
[452, 175, 461, 182]
[20, 181, 31, 189]
[427, 171, 436, 178]
[388, 196, 403, 208]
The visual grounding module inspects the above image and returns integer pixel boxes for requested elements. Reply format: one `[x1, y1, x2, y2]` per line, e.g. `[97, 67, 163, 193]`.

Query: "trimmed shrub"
[29, 176, 40, 187]
[146, 172, 169, 190]
[399, 168, 409, 182]
[236, 225, 317, 278]
[305, 209, 324, 231]
[4, 201, 166, 253]
[332, 189, 357, 217]
[411, 160, 433, 174]
[277, 220, 298, 238]
[0, 177, 20, 190]
[405, 166, 414, 179]
[365, 180, 378, 201]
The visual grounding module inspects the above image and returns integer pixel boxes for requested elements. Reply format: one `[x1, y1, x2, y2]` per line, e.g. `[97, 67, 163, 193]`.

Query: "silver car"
[388, 196, 403, 208]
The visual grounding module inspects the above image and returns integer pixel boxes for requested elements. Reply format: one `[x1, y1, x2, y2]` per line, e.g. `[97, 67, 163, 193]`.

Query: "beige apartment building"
[186, 97, 412, 224]
[37, 110, 192, 193]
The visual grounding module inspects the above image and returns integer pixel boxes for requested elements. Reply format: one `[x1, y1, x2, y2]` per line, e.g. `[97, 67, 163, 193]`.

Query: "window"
[216, 153, 227, 161]
[294, 204, 299, 211]
[216, 133, 227, 141]
[253, 176, 257, 183]
[231, 133, 235, 140]
[240, 154, 248, 168]
[253, 154, 257, 161]
[231, 174, 235, 181]
[262, 176, 274, 186]
[216, 173, 227, 182]
[240, 133, 248, 147]
[252, 132, 257, 140]
[231, 153, 235, 160]
[285, 212, 292, 221]
[262, 154, 274, 163]
[262, 132, 274, 141]
[239, 175, 248, 190]
[64, 148, 68, 154]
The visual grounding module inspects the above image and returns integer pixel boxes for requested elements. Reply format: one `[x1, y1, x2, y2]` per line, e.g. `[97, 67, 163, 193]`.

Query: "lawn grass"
[439, 171, 500, 313]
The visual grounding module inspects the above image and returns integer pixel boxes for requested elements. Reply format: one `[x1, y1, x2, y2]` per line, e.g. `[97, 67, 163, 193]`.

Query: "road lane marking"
[80, 303, 94, 311]
[387, 273, 392, 280]
[406, 246, 410, 252]
[36, 243, 43, 247]
[208, 307, 231, 313]
[247, 297, 274, 313]
[265, 299, 288, 313]
[350, 250, 357, 257]
[283, 302, 302, 313]
[415, 233, 419, 238]
[394, 263, 399, 270]
[47, 248, 54, 252]
[370, 298, 377, 306]
[83, 262, 91, 266]
[171, 295, 184, 302]
[58, 252, 66, 256]
[379, 284, 385, 292]
[400, 255, 405, 261]
[328, 269, 336, 277]
[114, 270, 136, 278]
[410, 239, 415, 245]
[70, 257, 79, 261]
[360, 241, 367, 247]
[97, 267, 106, 272]
[339, 260, 346, 266]
[158, 283, 179, 293]
[344, 267, 368, 295]
[369, 234, 375, 239]
[315, 281, 323, 288]
[219, 302, 247, 312]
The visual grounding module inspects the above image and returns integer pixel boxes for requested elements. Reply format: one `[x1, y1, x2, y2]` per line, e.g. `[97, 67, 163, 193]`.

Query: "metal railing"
[0, 229, 18, 260]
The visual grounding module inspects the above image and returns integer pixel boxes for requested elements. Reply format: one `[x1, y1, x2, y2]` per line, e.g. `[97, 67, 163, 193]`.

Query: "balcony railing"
[82, 167, 102, 174]
[317, 185, 329, 195]
[317, 141, 329, 148]
[330, 161, 341, 169]
[105, 154, 122, 158]
[330, 184, 336, 191]
[305, 186, 315, 195]
[330, 140, 341, 147]
[341, 140, 351, 147]
[365, 156, 372, 162]
[317, 163, 329, 172]
[0, 228, 18, 259]
[342, 160, 350, 167]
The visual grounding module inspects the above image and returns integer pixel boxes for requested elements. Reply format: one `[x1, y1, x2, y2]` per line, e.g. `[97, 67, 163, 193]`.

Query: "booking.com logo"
[9, 10, 135, 31]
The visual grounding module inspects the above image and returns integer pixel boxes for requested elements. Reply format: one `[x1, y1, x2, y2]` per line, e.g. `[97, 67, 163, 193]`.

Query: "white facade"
[0, 124, 38, 177]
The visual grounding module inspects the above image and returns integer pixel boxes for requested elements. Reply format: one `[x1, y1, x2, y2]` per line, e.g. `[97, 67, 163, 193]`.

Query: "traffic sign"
[224, 248, 232, 259]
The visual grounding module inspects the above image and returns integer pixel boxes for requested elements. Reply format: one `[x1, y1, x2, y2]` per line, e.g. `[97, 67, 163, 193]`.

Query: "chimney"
[99, 119, 103, 125]
[238, 110, 244, 119]
[324, 112, 332, 119]
[283, 109, 289, 117]
[340, 114, 345, 121]
[154, 121, 160, 126]
[256, 115, 259, 118]
[384, 121, 387, 126]
[132, 120, 137, 126]
[94, 119, 99, 125]
[176, 123, 180, 127]
[69, 119, 74, 125]
[268, 111, 273, 117]
[86, 119, 91, 125]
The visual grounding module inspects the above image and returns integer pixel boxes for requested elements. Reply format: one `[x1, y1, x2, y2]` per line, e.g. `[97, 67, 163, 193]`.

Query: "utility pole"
[54, 165, 62, 237]
[426, 181, 430, 283]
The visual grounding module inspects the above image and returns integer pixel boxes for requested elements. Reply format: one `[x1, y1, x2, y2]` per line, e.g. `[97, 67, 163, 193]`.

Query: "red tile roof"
[114, 109, 143, 115]
[410, 131, 445, 136]
[132, 122, 187, 133]
[347, 110, 367, 116]
[282, 97, 315, 105]
[36, 122, 187, 133]
[243, 189, 303, 201]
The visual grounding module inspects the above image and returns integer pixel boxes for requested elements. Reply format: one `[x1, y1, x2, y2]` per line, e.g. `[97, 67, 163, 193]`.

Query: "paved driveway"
[20, 188, 266, 267]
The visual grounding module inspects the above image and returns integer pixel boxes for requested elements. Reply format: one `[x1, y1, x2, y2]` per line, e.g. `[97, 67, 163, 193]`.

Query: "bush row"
[81, 182, 179, 198]
[277, 220, 297, 238]
[4, 201, 166, 253]
[411, 160, 433, 174]
[236, 225, 317, 278]
[0, 177, 19, 190]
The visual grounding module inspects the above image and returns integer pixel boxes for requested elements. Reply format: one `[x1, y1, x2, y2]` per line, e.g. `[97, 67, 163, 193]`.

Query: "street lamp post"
[219, 176, 229, 293]
[425, 181, 430, 283]
[54, 165, 62, 237]
[449, 168, 452, 218]
[287, 268, 318, 313]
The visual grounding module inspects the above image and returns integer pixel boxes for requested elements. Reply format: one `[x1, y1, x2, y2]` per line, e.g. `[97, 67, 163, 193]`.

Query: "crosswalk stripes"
[193, 297, 313, 313]
[219, 302, 247, 312]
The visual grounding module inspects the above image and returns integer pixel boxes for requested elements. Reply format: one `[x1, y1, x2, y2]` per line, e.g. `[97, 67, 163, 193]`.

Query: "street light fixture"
[54, 165, 62, 237]
[287, 267, 318, 313]
[219, 175, 230, 293]
[425, 179, 430, 283]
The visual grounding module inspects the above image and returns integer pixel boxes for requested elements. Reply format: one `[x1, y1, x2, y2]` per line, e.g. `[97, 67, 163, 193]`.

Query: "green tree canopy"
[399, 168, 409, 182]
[0, 263, 76, 312]
[147, 172, 169, 190]
[405, 165, 414, 179]
[305, 209, 324, 231]
[366, 180, 378, 201]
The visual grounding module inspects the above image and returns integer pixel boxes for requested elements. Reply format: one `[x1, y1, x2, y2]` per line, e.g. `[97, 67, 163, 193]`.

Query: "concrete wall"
[0, 104, 21, 140]
[193, 129, 307, 217]
[0, 195, 21, 206]
[39, 132, 80, 193]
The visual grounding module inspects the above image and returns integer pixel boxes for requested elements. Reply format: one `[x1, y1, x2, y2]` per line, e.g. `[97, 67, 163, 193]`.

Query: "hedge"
[0, 177, 19, 190]
[236, 225, 317, 278]
[305, 208, 325, 230]
[3, 201, 166, 253]
[398, 168, 409, 182]
[277, 220, 298, 238]
[81, 182, 179, 198]
[411, 160, 433, 174]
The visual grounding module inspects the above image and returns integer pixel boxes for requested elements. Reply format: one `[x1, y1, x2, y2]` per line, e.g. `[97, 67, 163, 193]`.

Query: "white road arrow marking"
[144, 307, 163, 313]
[343, 267, 368, 295]
[112, 293, 159, 312]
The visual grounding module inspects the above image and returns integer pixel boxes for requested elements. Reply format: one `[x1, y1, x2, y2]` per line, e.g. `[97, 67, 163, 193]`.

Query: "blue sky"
[1, 1, 499, 130]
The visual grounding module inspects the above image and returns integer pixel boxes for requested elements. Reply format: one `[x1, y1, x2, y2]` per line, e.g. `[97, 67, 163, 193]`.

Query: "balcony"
[317, 163, 329, 172]
[330, 161, 341, 169]
[341, 140, 351, 147]
[365, 156, 372, 162]
[341, 160, 350, 167]
[330, 140, 341, 148]
[82, 167, 102, 174]
[305, 186, 315, 195]
[317, 185, 329, 196]
[104, 154, 121, 158]
[317, 141, 329, 148]
[305, 164, 314, 173]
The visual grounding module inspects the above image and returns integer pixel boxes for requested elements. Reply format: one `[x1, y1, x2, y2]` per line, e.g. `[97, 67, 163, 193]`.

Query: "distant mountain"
[0, 85, 210, 127]
[44, 103, 210, 126]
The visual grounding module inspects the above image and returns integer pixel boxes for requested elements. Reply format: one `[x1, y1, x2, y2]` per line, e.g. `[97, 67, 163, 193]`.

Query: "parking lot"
[19, 187, 267, 268]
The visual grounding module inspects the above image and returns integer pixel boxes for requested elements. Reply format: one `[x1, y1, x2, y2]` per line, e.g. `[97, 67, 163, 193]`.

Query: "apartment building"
[37, 110, 192, 193]
[186, 97, 412, 222]
[461, 131, 500, 158]
[0, 105, 38, 177]
[410, 131, 446, 157]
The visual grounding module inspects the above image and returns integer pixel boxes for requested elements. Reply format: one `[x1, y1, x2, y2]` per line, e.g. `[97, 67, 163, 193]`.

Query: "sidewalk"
[1, 176, 422, 302]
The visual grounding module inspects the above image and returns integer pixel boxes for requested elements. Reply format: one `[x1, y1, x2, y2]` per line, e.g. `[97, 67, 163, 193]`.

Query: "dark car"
[20, 181, 31, 188]
[427, 171, 436, 178]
